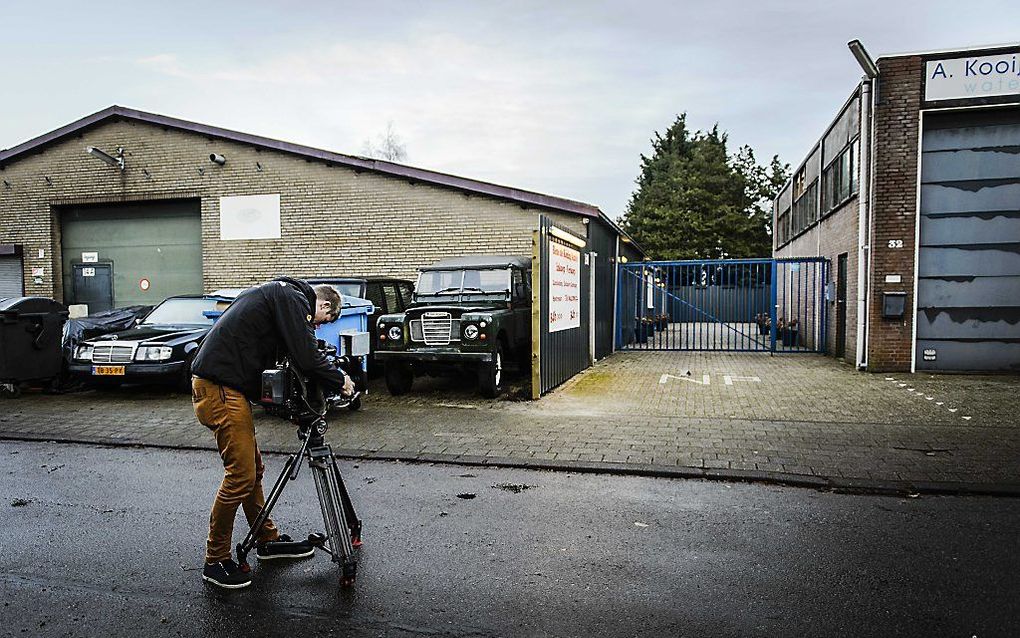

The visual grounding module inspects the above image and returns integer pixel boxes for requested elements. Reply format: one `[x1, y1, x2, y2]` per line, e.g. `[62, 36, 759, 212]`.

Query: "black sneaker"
[256, 534, 315, 560]
[202, 559, 251, 589]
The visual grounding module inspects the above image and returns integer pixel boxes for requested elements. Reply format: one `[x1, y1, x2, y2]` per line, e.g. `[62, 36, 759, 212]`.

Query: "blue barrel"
[316, 296, 374, 373]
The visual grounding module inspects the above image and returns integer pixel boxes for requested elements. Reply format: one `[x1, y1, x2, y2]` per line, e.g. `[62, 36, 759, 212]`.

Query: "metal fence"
[616, 258, 827, 353]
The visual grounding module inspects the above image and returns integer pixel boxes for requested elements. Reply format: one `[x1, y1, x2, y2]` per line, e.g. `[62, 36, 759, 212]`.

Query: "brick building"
[0, 106, 640, 360]
[774, 42, 1020, 372]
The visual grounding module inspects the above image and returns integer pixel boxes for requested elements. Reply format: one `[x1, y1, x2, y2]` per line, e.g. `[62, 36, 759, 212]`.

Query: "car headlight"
[74, 345, 94, 361]
[463, 324, 479, 340]
[135, 346, 173, 361]
[387, 326, 402, 341]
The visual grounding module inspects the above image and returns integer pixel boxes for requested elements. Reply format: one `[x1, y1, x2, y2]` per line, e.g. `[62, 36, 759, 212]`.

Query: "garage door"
[60, 200, 202, 310]
[917, 108, 1020, 371]
[0, 255, 24, 298]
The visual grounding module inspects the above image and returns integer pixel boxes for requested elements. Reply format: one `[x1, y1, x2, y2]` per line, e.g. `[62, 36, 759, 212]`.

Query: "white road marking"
[723, 375, 761, 386]
[659, 373, 711, 386]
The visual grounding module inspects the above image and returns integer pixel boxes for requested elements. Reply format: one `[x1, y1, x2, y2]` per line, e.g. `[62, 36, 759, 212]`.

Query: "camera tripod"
[235, 409, 362, 586]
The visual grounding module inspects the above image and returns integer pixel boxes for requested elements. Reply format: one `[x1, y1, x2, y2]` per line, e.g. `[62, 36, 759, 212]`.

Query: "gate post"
[769, 259, 778, 354]
[531, 228, 541, 400]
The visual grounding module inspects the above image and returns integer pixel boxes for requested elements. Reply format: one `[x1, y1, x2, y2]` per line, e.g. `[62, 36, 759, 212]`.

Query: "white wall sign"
[548, 241, 580, 332]
[81, 252, 98, 263]
[926, 52, 1020, 101]
[219, 194, 281, 240]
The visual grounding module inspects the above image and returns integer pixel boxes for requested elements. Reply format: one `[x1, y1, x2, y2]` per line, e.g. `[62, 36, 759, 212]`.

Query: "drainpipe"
[849, 39, 879, 371]
[855, 78, 872, 370]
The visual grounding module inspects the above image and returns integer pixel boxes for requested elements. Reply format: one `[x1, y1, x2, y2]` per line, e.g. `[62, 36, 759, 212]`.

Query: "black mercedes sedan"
[68, 294, 233, 392]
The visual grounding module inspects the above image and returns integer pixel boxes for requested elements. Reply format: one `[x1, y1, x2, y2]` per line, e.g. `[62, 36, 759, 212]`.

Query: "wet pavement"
[2, 440, 1019, 637]
[1, 352, 1018, 494]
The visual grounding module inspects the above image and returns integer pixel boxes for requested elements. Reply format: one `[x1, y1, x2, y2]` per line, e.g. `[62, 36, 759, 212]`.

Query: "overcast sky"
[2, 1, 1017, 219]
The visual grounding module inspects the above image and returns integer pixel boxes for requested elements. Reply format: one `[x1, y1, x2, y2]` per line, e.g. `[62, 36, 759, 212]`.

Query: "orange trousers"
[193, 376, 279, 563]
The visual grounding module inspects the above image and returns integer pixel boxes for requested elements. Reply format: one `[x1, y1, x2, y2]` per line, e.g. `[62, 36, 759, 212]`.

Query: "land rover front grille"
[92, 344, 135, 363]
[411, 314, 461, 345]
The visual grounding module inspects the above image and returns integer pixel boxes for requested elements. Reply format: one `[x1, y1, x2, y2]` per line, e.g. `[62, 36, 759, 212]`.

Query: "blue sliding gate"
[616, 258, 827, 353]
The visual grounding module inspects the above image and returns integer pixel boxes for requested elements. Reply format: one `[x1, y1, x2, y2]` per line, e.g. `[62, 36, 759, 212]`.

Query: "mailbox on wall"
[882, 292, 907, 319]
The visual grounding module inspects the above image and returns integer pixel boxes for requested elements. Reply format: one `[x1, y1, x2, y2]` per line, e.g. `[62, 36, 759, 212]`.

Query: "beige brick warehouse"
[0, 106, 605, 302]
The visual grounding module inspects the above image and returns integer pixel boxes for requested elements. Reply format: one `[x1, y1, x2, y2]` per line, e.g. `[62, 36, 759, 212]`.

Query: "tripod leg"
[235, 444, 303, 565]
[329, 454, 363, 546]
[309, 446, 357, 586]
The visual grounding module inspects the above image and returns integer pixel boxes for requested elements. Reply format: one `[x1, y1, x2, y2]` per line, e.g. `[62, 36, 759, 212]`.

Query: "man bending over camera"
[191, 277, 355, 589]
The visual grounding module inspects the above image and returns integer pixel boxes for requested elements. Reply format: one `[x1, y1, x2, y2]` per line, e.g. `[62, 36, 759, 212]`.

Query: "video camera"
[259, 339, 364, 425]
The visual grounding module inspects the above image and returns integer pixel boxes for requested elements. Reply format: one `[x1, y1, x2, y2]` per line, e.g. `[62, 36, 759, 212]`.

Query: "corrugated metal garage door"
[0, 256, 24, 298]
[917, 108, 1020, 371]
[60, 200, 202, 309]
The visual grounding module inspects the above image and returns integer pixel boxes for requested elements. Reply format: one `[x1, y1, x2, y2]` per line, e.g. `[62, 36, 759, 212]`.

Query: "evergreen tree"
[621, 114, 789, 260]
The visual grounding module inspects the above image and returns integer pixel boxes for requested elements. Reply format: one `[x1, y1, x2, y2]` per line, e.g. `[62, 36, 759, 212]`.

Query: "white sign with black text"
[548, 242, 581, 332]
[926, 52, 1020, 101]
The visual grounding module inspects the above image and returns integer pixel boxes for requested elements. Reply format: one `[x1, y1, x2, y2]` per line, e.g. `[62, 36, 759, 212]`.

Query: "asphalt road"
[1, 440, 1018, 638]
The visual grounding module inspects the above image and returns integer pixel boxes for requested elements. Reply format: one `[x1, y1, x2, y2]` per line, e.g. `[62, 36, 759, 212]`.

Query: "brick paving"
[1, 352, 1017, 494]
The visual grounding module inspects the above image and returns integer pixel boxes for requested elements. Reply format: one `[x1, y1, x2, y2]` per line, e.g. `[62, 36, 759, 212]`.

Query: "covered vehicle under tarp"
[61, 306, 153, 385]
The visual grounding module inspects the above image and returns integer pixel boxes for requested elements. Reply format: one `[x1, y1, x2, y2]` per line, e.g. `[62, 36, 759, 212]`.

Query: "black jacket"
[192, 277, 345, 401]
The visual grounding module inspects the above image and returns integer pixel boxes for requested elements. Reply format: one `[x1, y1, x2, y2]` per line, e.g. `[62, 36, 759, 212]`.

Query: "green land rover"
[375, 255, 532, 398]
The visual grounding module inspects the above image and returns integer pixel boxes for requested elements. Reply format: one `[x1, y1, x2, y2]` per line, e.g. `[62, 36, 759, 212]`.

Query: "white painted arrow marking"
[659, 373, 711, 386]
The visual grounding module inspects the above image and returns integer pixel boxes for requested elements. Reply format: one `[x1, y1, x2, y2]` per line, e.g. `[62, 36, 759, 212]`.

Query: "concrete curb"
[4, 432, 1019, 498]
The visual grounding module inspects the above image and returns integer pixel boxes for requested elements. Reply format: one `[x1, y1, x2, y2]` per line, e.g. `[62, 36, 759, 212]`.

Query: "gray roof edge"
[426, 255, 532, 270]
[0, 105, 600, 218]
[595, 211, 646, 257]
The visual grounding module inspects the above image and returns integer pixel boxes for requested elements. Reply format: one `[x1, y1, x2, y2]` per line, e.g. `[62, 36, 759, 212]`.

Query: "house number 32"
[888, 239, 904, 249]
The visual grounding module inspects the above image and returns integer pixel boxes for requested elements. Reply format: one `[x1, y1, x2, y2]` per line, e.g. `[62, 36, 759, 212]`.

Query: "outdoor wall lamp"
[848, 39, 880, 79]
[85, 146, 125, 171]
[209, 153, 226, 166]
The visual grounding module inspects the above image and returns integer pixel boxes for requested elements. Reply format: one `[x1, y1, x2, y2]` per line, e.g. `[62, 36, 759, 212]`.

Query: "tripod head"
[296, 412, 329, 447]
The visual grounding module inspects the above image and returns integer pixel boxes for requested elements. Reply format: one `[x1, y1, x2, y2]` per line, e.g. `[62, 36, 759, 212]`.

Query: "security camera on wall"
[85, 146, 125, 171]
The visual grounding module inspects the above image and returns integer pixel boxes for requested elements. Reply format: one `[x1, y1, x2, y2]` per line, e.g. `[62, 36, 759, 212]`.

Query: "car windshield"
[416, 269, 510, 296]
[318, 282, 364, 298]
[142, 298, 225, 326]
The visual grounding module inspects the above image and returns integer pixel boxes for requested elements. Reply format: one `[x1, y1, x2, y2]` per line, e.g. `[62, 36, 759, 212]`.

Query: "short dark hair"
[314, 284, 342, 318]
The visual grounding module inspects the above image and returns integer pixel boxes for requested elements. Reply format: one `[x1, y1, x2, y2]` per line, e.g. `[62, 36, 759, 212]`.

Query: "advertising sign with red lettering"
[549, 242, 580, 332]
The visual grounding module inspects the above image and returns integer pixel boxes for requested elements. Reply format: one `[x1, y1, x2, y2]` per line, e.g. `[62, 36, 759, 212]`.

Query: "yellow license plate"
[92, 366, 125, 376]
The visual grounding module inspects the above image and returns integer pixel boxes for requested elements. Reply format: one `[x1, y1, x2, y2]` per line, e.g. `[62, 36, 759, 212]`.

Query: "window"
[789, 179, 818, 242]
[383, 284, 401, 313]
[398, 283, 414, 308]
[821, 140, 858, 213]
[775, 206, 791, 247]
[143, 298, 221, 326]
[793, 169, 807, 199]
[512, 269, 529, 301]
[416, 269, 510, 295]
[364, 283, 386, 314]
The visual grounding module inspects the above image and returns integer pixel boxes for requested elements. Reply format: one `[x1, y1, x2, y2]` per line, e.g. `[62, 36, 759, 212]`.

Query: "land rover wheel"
[478, 343, 505, 399]
[384, 363, 413, 396]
